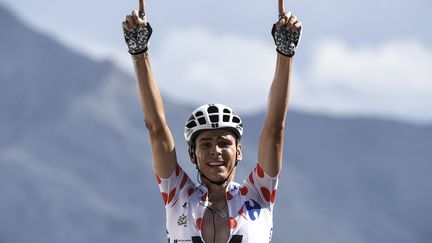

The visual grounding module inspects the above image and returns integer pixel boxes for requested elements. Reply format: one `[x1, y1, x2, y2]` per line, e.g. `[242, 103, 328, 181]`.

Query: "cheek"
[223, 148, 237, 158]
[195, 151, 207, 162]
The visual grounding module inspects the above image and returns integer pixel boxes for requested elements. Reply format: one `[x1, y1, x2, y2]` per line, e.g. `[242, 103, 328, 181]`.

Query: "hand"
[271, 0, 302, 57]
[122, 0, 153, 55]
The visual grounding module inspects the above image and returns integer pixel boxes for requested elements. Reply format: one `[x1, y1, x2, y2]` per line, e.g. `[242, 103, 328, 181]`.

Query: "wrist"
[276, 52, 293, 68]
[131, 52, 149, 62]
[277, 52, 293, 61]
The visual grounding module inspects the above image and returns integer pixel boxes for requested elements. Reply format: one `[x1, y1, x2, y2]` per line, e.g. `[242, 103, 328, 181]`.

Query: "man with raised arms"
[122, 0, 302, 242]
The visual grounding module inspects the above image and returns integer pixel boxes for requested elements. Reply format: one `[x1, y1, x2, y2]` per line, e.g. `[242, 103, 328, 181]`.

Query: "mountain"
[1, 4, 431, 243]
[0, 5, 161, 243]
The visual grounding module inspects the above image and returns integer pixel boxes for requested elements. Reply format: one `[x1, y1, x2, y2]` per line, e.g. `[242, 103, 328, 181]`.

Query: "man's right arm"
[123, 5, 177, 178]
[134, 53, 178, 178]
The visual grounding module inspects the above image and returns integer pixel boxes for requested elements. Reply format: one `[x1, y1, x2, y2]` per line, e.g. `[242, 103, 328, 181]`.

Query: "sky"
[1, 0, 432, 123]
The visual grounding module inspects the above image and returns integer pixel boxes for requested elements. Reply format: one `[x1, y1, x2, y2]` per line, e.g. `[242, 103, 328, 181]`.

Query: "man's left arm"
[258, 9, 302, 177]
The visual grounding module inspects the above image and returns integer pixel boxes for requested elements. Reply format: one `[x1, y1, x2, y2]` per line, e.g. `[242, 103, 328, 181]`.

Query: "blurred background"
[0, 0, 431, 242]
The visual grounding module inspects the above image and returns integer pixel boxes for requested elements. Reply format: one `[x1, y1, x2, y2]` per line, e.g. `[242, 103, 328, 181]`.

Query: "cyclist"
[122, 1, 302, 242]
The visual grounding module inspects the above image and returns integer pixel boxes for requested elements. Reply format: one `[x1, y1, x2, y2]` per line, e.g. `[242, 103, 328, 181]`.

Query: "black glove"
[123, 12, 153, 55]
[271, 24, 301, 57]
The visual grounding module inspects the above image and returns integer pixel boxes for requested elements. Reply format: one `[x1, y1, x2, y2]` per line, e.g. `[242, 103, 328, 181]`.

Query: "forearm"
[266, 54, 293, 129]
[133, 53, 167, 132]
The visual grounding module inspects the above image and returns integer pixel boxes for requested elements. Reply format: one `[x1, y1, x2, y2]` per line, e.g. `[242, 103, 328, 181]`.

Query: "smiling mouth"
[208, 161, 225, 167]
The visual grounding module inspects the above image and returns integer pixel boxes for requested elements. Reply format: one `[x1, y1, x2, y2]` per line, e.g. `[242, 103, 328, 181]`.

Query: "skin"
[191, 129, 242, 242]
[123, 0, 302, 242]
[192, 130, 242, 185]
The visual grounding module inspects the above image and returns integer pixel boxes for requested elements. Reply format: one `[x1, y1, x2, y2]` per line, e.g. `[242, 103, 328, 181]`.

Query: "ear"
[188, 146, 196, 164]
[236, 143, 243, 161]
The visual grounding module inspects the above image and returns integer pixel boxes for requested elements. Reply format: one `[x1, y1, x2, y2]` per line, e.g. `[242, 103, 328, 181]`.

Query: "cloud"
[151, 28, 432, 123]
[292, 39, 432, 123]
[4, 0, 431, 123]
[152, 27, 275, 112]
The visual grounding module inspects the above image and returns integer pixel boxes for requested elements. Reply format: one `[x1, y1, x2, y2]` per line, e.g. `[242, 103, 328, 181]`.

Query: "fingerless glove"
[271, 24, 301, 57]
[123, 12, 153, 55]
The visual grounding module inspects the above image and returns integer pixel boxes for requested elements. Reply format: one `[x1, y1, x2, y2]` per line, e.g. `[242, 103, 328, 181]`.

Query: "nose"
[210, 144, 222, 156]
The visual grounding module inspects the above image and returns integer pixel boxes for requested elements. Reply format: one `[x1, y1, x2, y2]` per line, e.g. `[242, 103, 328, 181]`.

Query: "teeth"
[208, 162, 224, 166]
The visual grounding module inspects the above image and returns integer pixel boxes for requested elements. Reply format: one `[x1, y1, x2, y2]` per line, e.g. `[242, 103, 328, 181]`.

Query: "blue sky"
[2, 0, 431, 123]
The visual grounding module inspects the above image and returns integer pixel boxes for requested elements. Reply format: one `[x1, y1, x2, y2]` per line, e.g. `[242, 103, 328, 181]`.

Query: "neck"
[204, 182, 228, 200]
[199, 166, 236, 195]
[202, 181, 228, 210]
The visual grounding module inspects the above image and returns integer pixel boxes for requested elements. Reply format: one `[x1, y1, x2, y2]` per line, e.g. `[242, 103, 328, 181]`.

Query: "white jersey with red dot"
[156, 163, 279, 243]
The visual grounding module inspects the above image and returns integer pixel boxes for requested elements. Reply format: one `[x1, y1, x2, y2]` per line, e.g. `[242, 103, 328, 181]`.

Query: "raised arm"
[122, 0, 177, 178]
[258, 1, 302, 177]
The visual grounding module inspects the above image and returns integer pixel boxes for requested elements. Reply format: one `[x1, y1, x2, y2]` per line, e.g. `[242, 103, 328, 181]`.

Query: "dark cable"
[212, 209, 216, 243]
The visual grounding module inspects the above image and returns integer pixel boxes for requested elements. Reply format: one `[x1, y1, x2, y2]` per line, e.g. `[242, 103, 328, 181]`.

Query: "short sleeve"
[155, 164, 194, 207]
[243, 163, 279, 210]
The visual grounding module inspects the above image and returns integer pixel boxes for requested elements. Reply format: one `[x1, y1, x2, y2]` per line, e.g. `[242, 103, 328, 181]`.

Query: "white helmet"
[184, 103, 243, 145]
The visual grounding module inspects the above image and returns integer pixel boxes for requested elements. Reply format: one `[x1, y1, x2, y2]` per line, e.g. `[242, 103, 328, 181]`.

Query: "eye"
[199, 142, 211, 149]
[218, 140, 232, 148]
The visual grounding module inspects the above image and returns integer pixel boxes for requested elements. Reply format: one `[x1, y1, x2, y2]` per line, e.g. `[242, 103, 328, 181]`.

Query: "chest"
[166, 184, 274, 242]
[201, 208, 230, 243]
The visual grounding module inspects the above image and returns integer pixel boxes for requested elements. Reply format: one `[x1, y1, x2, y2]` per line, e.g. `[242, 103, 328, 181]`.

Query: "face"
[191, 129, 242, 184]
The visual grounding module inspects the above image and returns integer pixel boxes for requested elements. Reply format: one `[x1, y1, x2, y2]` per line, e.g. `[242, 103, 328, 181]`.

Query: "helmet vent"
[208, 106, 219, 113]
[210, 115, 219, 123]
[223, 115, 230, 122]
[232, 116, 241, 124]
[198, 117, 206, 125]
[186, 120, 197, 128]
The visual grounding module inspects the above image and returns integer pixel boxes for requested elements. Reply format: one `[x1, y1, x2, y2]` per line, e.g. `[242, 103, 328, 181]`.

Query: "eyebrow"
[197, 135, 231, 143]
